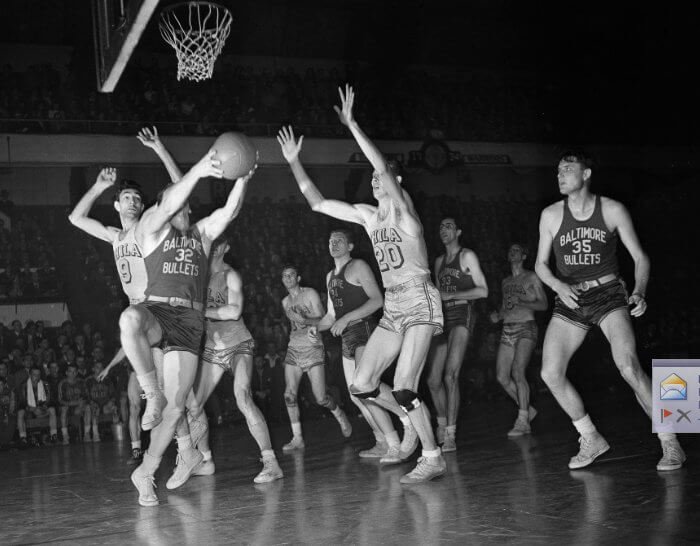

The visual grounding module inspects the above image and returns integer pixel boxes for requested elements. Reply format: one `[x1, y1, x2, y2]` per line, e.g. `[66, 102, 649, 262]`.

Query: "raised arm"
[206, 270, 244, 321]
[334, 85, 404, 205]
[535, 206, 580, 310]
[138, 150, 223, 236]
[137, 126, 183, 183]
[277, 126, 371, 226]
[68, 167, 120, 243]
[197, 168, 255, 244]
[607, 199, 649, 317]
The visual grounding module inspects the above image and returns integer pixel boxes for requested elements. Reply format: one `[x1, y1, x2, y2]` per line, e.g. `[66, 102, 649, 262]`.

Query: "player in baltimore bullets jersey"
[535, 148, 685, 472]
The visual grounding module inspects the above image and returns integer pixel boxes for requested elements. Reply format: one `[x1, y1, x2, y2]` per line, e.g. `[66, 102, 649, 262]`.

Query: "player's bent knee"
[392, 389, 422, 413]
[119, 306, 147, 334]
[350, 385, 380, 400]
[284, 393, 297, 407]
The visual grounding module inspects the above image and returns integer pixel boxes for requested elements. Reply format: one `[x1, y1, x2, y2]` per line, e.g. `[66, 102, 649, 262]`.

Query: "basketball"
[211, 132, 258, 180]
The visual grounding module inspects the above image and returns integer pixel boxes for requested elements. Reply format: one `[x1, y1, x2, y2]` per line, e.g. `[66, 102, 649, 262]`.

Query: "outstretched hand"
[628, 293, 647, 317]
[136, 126, 161, 149]
[95, 167, 117, 189]
[194, 149, 224, 179]
[277, 126, 304, 163]
[333, 84, 355, 127]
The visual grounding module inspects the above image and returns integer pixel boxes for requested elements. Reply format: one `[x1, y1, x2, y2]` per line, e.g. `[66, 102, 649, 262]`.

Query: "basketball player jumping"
[182, 236, 284, 484]
[427, 217, 487, 452]
[535, 149, 685, 471]
[309, 229, 418, 461]
[277, 84, 445, 483]
[279, 264, 352, 450]
[125, 151, 254, 506]
[489, 243, 546, 436]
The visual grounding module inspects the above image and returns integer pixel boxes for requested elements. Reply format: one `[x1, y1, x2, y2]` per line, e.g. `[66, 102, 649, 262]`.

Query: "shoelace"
[140, 391, 159, 401]
[662, 442, 682, 460]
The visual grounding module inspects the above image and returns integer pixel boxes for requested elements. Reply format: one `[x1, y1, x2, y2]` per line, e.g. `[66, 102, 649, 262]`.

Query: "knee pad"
[316, 396, 337, 411]
[351, 386, 380, 400]
[284, 393, 297, 407]
[392, 389, 422, 413]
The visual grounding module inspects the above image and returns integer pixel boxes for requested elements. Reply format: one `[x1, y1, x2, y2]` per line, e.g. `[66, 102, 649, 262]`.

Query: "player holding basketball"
[427, 217, 487, 452]
[277, 84, 445, 483]
[181, 236, 283, 484]
[68, 127, 181, 436]
[126, 151, 254, 506]
[309, 229, 418, 460]
[279, 264, 352, 450]
[535, 149, 685, 471]
[489, 243, 546, 436]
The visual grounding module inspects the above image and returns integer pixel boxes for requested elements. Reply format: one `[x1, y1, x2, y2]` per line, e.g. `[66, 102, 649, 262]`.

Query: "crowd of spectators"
[1, 59, 552, 142]
[0, 194, 63, 301]
[2, 179, 698, 450]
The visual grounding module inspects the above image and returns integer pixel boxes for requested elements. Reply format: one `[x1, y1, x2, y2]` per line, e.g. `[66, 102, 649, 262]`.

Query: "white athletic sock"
[261, 449, 275, 460]
[61, 427, 69, 436]
[291, 422, 302, 438]
[201, 449, 212, 462]
[445, 425, 456, 437]
[136, 370, 158, 393]
[131, 440, 142, 449]
[422, 448, 441, 458]
[517, 409, 529, 421]
[399, 415, 411, 427]
[373, 429, 385, 443]
[19, 432, 27, 439]
[437, 416, 447, 428]
[658, 432, 677, 442]
[573, 414, 597, 436]
[385, 430, 400, 447]
[177, 434, 193, 451]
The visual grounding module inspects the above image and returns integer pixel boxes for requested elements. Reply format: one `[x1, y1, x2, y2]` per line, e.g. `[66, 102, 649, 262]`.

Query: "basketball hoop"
[158, 2, 233, 82]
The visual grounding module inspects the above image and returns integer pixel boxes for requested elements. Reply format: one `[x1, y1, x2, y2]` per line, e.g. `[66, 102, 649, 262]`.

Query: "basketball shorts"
[379, 277, 444, 336]
[500, 320, 538, 347]
[284, 344, 325, 373]
[341, 318, 376, 359]
[442, 302, 476, 334]
[23, 406, 54, 418]
[142, 302, 204, 355]
[202, 338, 256, 372]
[553, 278, 629, 331]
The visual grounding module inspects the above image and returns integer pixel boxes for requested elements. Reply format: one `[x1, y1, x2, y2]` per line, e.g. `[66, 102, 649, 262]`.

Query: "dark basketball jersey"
[58, 379, 84, 403]
[365, 209, 431, 288]
[144, 225, 209, 304]
[437, 250, 475, 294]
[553, 195, 619, 283]
[328, 260, 369, 319]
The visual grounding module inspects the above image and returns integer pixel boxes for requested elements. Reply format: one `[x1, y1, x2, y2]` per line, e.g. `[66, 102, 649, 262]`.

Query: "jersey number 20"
[375, 244, 405, 272]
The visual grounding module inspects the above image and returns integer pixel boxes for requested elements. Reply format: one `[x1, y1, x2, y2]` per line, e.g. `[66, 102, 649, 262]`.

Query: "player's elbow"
[67, 213, 80, 226]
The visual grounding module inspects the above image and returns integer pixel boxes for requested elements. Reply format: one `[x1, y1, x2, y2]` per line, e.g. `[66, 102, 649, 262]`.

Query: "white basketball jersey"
[112, 226, 148, 303]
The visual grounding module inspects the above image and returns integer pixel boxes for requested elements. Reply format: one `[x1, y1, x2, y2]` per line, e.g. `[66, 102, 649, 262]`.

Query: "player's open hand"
[308, 326, 320, 342]
[628, 293, 647, 317]
[193, 149, 224, 179]
[136, 126, 162, 150]
[277, 126, 303, 163]
[554, 281, 580, 309]
[97, 369, 109, 382]
[333, 84, 355, 127]
[95, 167, 117, 189]
[489, 311, 501, 324]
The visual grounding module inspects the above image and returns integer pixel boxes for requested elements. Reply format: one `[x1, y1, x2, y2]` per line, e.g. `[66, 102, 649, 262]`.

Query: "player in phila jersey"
[489, 243, 546, 436]
[68, 127, 182, 441]
[278, 85, 445, 484]
[427, 217, 487, 452]
[535, 149, 685, 471]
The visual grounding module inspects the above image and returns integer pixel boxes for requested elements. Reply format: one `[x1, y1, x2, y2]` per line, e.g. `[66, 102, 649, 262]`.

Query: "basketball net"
[159, 2, 233, 82]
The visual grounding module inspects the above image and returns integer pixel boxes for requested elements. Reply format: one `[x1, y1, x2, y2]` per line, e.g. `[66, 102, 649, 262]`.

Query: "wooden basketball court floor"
[1, 393, 697, 545]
